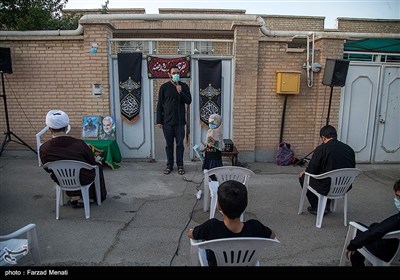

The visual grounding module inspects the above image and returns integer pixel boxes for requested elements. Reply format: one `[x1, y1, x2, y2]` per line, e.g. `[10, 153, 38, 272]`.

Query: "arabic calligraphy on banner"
[147, 56, 191, 79]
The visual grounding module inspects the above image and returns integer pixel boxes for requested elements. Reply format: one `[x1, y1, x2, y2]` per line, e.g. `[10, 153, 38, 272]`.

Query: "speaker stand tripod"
[293, 85, 334, 166]
[0, 71, 37, 157]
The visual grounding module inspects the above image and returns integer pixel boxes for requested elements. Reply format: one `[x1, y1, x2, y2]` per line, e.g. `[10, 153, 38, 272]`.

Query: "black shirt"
[156, 81, 191, 126]
[306, 139, 356, 195]
[192, 218, 273, 266]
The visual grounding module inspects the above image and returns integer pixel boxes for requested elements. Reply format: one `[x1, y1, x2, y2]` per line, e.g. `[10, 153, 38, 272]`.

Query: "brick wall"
[262, 15, 325, 31]
[256, 40, 316, 160]
[0, 26, 112, 150]
[337, 18, 400, 33]
[0, 13, 398, 160]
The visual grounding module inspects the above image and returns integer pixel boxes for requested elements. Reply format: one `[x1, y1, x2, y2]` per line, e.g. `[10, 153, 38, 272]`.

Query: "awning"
[344, 39, 400, 53]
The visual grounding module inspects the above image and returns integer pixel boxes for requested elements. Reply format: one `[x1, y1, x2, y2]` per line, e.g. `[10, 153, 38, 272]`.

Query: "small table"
[221, 146, 239, 166]
[84, 139, 122, 170]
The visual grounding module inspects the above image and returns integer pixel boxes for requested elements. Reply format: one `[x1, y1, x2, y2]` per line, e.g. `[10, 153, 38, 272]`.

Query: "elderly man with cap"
[40, 110, 107, 207]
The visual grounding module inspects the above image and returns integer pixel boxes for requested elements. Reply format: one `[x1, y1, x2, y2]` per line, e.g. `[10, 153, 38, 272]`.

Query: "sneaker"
[307, 206, 330, 216]
[324, 207, 331, 215]
[307, 206, 318, 215]
[67, 199, 84, 209]
[77, 198, 95, 205]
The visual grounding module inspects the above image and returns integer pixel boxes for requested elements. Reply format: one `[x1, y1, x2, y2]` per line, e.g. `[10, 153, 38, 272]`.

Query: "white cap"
[46, 110, 70, 129]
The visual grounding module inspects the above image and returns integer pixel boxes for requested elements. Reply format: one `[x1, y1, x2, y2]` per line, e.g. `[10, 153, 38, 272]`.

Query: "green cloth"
[84, 140, 121, 170]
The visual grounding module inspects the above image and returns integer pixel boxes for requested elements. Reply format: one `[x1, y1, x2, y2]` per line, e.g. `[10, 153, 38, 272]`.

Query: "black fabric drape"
[199, 60, 222, 126]
[118, 53, 142, 122]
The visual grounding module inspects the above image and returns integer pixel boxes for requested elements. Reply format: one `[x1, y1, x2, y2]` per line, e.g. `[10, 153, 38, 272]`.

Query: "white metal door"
[339, 63, 400, 163]
[339, 64, 380, 163]
[191, 59, 233, 158]
[111, 58, 153, 159]
[373, 65, 400, 162]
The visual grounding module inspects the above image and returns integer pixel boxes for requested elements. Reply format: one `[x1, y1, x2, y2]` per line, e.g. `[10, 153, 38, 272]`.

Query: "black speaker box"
[322, 58, 349, 87]
[0, 47, 13, 74]
[223, 139, 234, 152]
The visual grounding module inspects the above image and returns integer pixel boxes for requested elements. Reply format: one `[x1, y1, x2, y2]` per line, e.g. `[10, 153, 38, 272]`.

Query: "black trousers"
[162, 124, 185, 169]
[299, 174, 331, 209]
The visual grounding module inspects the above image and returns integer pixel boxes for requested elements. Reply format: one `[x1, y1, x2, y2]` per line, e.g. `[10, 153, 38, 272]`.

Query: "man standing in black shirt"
[299, 125, 356, 214]
[156, 65, 192, 175]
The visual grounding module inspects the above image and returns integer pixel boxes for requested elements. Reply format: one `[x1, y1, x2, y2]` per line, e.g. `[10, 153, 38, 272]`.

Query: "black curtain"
[117, 53, 142, 122]
[199, 60, 222, 126]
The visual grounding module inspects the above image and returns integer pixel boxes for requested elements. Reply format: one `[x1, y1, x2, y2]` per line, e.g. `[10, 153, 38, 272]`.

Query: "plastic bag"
[276, 142, 294, 166]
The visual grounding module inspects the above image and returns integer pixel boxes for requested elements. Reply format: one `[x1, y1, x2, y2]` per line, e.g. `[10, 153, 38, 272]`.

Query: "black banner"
[117, 53, 142, 122]
[199, 60, 222, 126]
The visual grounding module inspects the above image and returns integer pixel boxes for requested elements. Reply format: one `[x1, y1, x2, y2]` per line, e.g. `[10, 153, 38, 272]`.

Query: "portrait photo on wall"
[82, 116, 100, 139]
[98, 116, 116, 140]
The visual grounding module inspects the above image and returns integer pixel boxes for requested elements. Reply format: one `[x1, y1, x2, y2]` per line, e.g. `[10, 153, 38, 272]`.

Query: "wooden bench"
[221, 146, 239, 166]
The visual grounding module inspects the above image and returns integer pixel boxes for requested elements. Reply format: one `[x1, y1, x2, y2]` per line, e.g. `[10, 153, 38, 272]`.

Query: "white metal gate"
[110, 57, 153, 159]
[339, 63, 400, 163]
[110, 57, 233, 161]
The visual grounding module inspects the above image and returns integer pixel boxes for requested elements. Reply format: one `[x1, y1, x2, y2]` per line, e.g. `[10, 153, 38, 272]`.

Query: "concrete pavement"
[0, 155, 399, 266]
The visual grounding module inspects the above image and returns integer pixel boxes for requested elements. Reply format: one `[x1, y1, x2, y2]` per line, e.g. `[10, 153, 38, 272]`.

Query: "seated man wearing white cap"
[40, 110, 107, 207]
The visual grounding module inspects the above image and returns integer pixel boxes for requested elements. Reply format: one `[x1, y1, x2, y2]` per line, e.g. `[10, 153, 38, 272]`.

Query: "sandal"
[163, 168, 172, 175]
[178, 167, 185, 175]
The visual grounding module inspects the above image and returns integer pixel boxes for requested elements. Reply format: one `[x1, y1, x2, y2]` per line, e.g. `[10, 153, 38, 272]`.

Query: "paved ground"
[0, 155, 399, 267]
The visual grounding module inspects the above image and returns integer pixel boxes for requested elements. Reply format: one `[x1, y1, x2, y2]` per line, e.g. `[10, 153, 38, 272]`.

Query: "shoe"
[178, 167, 185, 175]
[324, 207, 331, 215]
[67, 199, 84, 209]
[77, 198, 95, 205]
[307, 206, 318, 215]
[307, 206, 330, 216]
[163, 167, 172, 175]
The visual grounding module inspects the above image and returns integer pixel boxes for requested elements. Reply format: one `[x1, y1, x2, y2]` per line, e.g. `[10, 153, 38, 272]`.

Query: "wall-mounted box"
[92, 84, 103, 96]
[276, 71, 301, 94]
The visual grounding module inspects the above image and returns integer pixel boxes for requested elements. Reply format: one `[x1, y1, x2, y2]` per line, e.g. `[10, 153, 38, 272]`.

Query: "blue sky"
[65, 0, 400, 28]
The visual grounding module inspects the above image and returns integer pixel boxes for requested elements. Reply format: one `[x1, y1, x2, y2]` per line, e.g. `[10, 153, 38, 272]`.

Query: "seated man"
[188, 180, 276, 266]
[345, 180, 400, 266]
[298, 125, 356, 215]
[40, 110, 107, 207]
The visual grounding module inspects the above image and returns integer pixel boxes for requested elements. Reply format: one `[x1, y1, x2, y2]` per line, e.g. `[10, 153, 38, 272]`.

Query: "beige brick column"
[232, 23, 260, 162]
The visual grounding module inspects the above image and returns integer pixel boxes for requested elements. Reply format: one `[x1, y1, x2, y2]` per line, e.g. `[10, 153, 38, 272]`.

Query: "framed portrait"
[98, 116, 116, 140]
[82, 116, 100, 139]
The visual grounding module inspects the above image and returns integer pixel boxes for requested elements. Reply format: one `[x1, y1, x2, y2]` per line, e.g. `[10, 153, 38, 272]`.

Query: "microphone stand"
[293, 147, 316, 166]
[0, 71, 37, 157]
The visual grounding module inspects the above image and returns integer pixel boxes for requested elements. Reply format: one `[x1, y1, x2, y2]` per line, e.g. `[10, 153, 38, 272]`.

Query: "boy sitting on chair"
[188, 180, 276, 266]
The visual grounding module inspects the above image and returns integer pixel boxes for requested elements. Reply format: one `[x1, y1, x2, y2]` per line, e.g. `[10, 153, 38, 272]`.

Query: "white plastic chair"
[190, 237, 280, 266]
[35, 126, 49, 167]
[42, 160, 101, 220]
[0, 224, 41, 266]
[203, 166, 255, 221]
[298, 168, 361, 228]
[339, 221, 400, 266]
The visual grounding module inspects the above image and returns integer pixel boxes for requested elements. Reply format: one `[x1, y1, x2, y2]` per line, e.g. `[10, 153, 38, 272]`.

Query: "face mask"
[394, 197, 400, 211]
[172, 74, 180, 83]
[209, 123, 217, 130]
